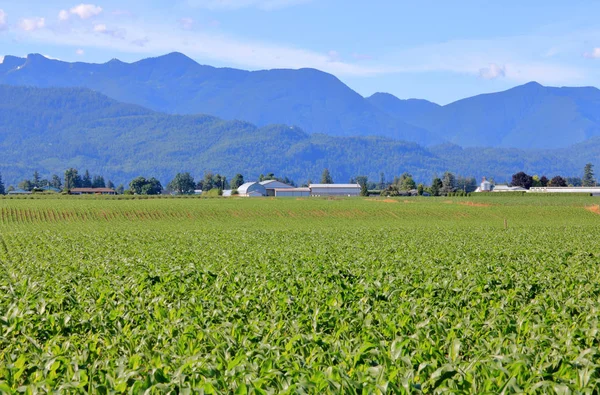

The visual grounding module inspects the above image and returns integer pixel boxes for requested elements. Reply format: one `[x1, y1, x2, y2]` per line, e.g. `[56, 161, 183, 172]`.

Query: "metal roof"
[70, 188, 116, 193]
[274, 187, 310, 192]
[309, 184, 361, 188]
[237, 182, 257, 194]
[259, 180, 293, 188]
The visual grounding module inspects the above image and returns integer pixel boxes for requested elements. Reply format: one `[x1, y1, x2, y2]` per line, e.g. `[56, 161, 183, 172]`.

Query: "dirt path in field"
[368, 198, 398, 203]
[458, 201, 493, 208]
[585, 205, 600, 215]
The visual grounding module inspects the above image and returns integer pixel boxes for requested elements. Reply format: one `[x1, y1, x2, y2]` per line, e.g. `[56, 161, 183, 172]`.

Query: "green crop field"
[1, 195, 600, 393]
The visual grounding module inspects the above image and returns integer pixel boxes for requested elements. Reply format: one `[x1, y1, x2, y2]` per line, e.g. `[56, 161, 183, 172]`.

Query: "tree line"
[0, 164, 595, 196]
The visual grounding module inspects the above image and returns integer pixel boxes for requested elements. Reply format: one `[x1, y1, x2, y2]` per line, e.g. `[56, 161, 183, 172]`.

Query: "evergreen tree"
[0, 173, 4, 195]
[417, 183, 424, 196]
[321, 169, 333, 184]
[360, 182, 369, 196]
[32, 171, 41, 188]
[50, 174, 62, 189]
[82, 170, 92, 188]
[107, 180, 115, 189]
[18, 179, 33, 191]
[92, 175, 106, 188]
[440, 171, 457, 194]
[379, 172, 385, 190]
[116, 184, 125, 194]
[583, 163, 595, 187]
[430, 177, 443, 196]
[64, 168, 81, 190]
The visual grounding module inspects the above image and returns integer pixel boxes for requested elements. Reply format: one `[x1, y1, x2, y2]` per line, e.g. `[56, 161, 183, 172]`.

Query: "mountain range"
[2, 53, 600, 150]
[0, 84, 599, 187]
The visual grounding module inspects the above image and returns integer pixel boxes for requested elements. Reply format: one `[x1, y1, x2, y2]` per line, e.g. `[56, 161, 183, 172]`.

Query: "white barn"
[237, 182, 266, 197]
[309, 183, 361, 197]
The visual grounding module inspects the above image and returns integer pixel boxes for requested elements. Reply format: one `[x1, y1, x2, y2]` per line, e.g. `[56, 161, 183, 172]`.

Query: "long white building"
[309, 183, 361, 197]
[529, 187, 600, 196]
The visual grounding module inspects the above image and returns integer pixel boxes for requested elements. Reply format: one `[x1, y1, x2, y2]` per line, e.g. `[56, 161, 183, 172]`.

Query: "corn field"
[1, 196, 600, 393]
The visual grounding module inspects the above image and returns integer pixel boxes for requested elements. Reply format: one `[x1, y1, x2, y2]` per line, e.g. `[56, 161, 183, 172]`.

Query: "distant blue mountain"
[0, 84, 598, 187]
[370, 82, 600, 149]
[0, 53, 434, 145]
[2, 52, 600, 150]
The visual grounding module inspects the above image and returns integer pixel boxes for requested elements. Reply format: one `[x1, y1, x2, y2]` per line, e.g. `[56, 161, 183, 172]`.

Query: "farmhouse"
[274, 187, 311, 197]
[260, 180, 295, 196]
[8, 189, 32, 195]
[70, 188, 116, 195]
[309, 183, 361, 197]
[237, 182, 267, 197]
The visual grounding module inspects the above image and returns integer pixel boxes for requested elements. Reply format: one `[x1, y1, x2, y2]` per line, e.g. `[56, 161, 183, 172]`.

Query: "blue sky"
[1, 0, 600, 104]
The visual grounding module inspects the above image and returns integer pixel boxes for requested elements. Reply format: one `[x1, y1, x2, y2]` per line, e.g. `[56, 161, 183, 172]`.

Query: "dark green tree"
[107, 180, 115, 189]
[0, 173, 4, 195]
[321, 169, 333, 184]
[32, 171, 41, 188]
[549, 175, 567, 187]
[441, 171, 457, 194]
[82, 170, 92, 188]
[64, 168, 81, 190]
[18, 179, 33, 191]
[583, 163, 595, 187]
[144, 178, 163, 195]
[50, 174, 62, 189]
[231, 174, 245, 189]
[379, 172, 385, 190]
[511, 172, 533, 189]
[116, 184, 125, 194]
[431, 177, 443, 196]
[129, 177, 148, 195]
[417, 183, 424, 196]
[540, 176, 549, 187]
[92, 175, 106, 188]
[168, 172, 195, 194]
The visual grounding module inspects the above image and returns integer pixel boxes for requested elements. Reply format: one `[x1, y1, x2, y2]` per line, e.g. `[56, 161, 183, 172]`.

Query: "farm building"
[309, 183, 361, 197]
[8, 189, 32, 195]
[474, 178, 526, 193]
[237, 182, 266, 197]
[491, 185, 527, 192]
[529, 187, 600, 196]
[274, 187, 311, 197]
[260, 180, 295, 196]
[70, 188, 116, 195]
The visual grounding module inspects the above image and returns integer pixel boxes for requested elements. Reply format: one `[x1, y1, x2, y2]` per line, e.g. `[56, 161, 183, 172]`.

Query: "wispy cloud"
[583, 47, 600, 59]
[179, 18, 195, 30]
[187, 0, 312, 10]
[19, 15, 388, 76]
[479, 63, 506, 80]
[0, 9, 7, 31]
[76, 48, 85, 55]
[93, 23, 126, 39]
[59, 4, 103, 21]
[19, 17, 46, 32]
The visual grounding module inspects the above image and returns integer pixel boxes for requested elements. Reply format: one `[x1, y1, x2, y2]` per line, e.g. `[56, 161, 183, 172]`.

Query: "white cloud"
[584, 48, 600, 59]
[58, 10, 70, 21]
[76, 48, 85, 55]
[327, 50, 341, 62]
[179, 18, 195, 30]
[188, 0, 311, 10]
[20, 22, 387, 76]
[0, 9, 7, 31]
[19, 17, 45, 32]
[93, 23, 126, 39]
[479, 63, 506, 80]
[59, 4, 102, 21]
[0, 56, 4, 64]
